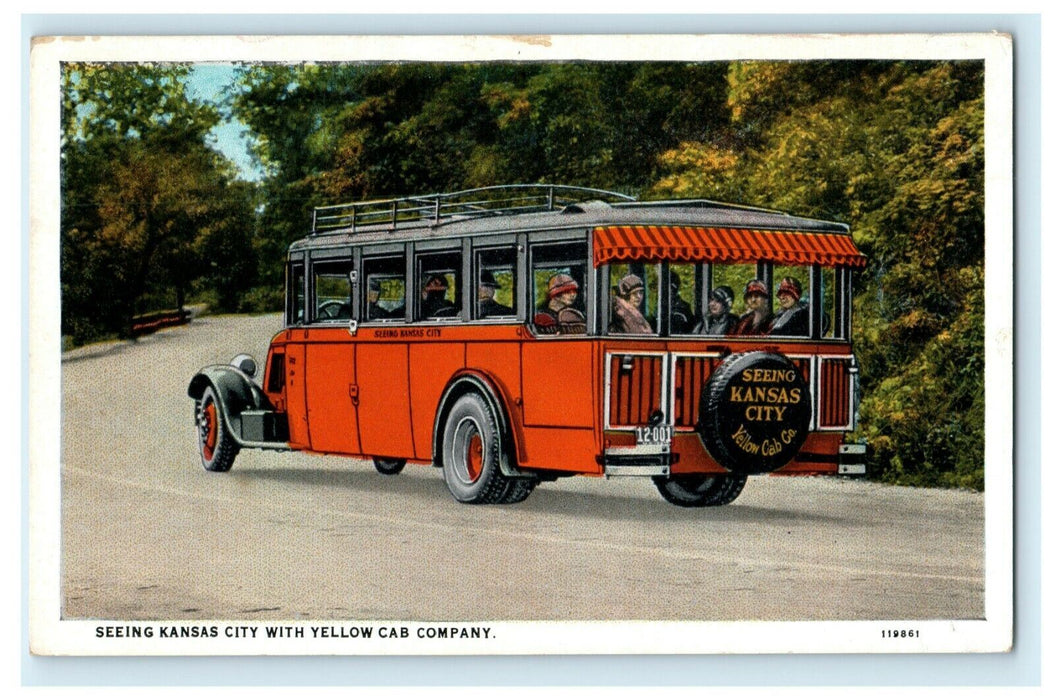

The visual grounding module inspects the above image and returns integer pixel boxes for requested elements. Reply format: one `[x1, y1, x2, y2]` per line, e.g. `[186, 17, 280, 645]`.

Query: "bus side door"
[519, 339, 599, 473]
[304, 333, 361, 455]
[355, 341, 415, 459]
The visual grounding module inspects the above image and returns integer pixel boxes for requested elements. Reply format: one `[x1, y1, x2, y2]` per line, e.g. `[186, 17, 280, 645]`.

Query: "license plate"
[635, 424, 672, 446]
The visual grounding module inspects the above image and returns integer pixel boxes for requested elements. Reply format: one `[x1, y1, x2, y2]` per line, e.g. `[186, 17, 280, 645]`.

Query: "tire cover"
[698, 352, 812, 475]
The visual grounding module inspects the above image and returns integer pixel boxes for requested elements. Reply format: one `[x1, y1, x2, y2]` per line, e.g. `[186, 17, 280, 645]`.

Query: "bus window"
[312, 260, 354, 322]
[531, 242, 587, 335]
[710, 263, 757, 317]
[770, 264, 811, 338]
[669, 263, 700, 335]
[475, 248, 516, 320]
[362, 256, 406, 322]
[608, 262, 658, 335]
[288, 263, 305, 325]
[417, 251, 462, 320]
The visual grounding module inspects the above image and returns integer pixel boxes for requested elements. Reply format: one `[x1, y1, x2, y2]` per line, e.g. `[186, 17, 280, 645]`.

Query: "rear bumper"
[837, 443, 867, 475]
[599, 444, 674, 477]
[599, 433, 867, 477]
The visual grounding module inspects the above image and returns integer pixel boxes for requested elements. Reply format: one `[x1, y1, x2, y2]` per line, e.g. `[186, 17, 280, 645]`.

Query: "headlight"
[231, 354, 257, 379]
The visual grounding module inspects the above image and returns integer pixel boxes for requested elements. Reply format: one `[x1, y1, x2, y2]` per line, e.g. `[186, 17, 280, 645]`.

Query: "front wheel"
[440, 393, 515, 504]
[652, 473, 747, 507]
[196, 386, 239, 472]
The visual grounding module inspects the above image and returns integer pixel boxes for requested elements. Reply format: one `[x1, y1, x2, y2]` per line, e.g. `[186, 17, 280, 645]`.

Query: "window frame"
[286, 259, 306, 327]
[472, 241, 520, 322]
[360, 251, 409, 325]
[414, 247, 464, 322]
[308, 257, 355, 325]
[528, 237, 591, 337]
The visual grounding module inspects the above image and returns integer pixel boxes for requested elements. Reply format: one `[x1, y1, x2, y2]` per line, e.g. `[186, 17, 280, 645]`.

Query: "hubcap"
[199, 401, 218, 461]
[467, 433, 483, 482]
[451, 417, 484, 485]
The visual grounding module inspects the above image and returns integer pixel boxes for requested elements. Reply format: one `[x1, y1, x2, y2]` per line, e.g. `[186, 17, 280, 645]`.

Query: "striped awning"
[592, 225, 867, 269]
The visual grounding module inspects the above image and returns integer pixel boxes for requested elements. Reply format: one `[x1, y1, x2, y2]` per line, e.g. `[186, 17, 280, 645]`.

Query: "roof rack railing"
[311, 184, 636, 234]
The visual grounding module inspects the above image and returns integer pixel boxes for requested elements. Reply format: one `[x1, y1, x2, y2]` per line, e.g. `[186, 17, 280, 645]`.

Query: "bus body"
[189, 185, 867, 506]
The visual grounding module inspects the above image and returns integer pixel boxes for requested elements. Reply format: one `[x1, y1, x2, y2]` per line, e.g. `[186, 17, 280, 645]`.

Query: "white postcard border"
[29, 32, 1014, 657]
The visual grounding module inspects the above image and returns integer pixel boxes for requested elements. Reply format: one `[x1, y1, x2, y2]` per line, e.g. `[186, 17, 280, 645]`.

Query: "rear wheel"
[441, 393, 515, 504]
[499, 478, 537, 504]
[196, 386, 239, 472]
[652, 473, 747, 507]
[373, 458, 406, 475]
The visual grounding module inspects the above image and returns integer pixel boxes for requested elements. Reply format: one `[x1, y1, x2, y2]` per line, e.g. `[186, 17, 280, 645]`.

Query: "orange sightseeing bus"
[189, 185, 867, 506]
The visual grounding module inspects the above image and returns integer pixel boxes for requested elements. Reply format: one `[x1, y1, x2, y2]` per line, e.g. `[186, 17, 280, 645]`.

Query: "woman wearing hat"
[533, 273, 586, 334]
[694, 285, 736, 335]
[732, 279, 774, 336]
[609, 273, 654, 335]
[768, 276, 809, 337]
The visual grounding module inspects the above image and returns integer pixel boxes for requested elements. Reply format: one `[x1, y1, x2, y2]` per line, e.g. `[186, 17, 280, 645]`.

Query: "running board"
[600, 445, 674, 477]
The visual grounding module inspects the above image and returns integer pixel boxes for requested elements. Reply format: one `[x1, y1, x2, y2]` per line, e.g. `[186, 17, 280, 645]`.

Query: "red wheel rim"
[202, 401, 218, 461]
[466, 432, 483, 483]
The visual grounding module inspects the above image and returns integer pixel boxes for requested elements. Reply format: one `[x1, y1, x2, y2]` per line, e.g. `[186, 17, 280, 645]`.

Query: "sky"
[183, 63, 263, 181]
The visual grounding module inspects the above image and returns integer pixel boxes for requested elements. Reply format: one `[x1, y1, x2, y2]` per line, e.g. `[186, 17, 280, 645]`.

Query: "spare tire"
[698, 351, 812, 475]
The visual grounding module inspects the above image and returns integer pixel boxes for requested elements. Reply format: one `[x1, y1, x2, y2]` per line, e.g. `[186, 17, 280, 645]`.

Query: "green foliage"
[653, 60, 985, 489]
[233, 62, 731, 286]
[61, 63, 256, 344]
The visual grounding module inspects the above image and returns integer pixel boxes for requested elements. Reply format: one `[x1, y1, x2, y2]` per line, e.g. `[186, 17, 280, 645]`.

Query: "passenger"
[669, 271, 696, 334]
[609, 274, 654, 335]
[421, 274, 458, 318]
[534, 273, 586, 335]
[768, 276, 809, 337]
[732, 279, 774, 336]
[366, 278, 389, 320]
[694, 285, 736, 336]
[477, 270, 514, 318]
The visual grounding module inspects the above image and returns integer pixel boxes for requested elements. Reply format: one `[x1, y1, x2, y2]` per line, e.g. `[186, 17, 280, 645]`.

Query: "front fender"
[188, 365, 273, 446]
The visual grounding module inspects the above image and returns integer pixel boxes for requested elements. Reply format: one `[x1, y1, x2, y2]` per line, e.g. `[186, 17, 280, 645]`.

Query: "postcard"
[29, 32, 1013, 656]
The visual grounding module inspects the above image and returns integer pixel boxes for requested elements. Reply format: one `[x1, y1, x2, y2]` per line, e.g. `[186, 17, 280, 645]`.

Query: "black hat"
[480, 270, 499, 288]
[709, 285, 734, 310]
[368, 278, 381, 293]
[670, 271, 682, 289]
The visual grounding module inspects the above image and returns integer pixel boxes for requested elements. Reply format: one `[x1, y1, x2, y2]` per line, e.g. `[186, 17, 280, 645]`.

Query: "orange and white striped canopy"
[592, 225, 867, 268]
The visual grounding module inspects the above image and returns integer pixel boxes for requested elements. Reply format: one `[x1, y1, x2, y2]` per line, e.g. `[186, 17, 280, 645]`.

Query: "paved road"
[61, 314, 984, 622]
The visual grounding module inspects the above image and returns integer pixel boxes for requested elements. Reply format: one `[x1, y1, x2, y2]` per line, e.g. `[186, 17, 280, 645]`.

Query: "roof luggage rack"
[311, 184, 636, 234]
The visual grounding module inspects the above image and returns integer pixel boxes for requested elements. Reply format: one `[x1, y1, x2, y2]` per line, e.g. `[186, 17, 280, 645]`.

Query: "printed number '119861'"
[881, 629, 919, 638]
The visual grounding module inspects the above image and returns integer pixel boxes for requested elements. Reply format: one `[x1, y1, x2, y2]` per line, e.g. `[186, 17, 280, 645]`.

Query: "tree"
[651, 60, 985, 489]
[61, 63, 254, 342]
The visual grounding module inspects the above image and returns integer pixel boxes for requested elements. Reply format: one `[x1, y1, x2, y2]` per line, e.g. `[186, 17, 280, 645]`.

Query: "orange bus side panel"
[520, 341, 595, 428]
[304, 342, 359, 455]
[356, 343, 414, 459]
[778, 432, 843, 474]
[284, 343, 310, 449]
[465, 341, 522, 402]
[519, 427, 601, 473]
[409, 342, 466, 460]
